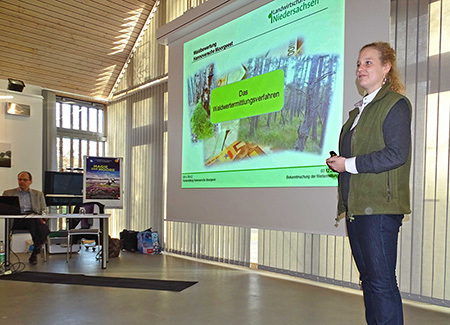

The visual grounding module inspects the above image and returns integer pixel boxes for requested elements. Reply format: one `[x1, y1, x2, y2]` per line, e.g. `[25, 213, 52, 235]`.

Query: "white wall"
[0, 80, 44, 241]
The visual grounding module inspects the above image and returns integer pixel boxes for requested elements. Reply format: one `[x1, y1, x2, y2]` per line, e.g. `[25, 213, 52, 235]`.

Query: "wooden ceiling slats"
[19, 0, 148, 38]
[0, 43, 121, 72]
[0, 45, 120, 97]
[0, 19, 132, 60]
[0, 29, 127, 66]
[90, 0, 148, 14]
[0, 54, 120, 85]
[0, 0, 156, 99]
[0, 58, 119, 86]
[25, 0, 138, 24]
[117, 0, 155, 8]
[1, 4, 137, 43]
[54, 0, 149, 21]
[0, 59, 118, 89]
[0, 66, 113, 97]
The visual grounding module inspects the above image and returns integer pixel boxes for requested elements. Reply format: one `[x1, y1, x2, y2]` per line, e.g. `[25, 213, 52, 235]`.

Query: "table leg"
[105, 218, 109, 263]
[101, 218, 109, 269]
[4, 219, 11, 270]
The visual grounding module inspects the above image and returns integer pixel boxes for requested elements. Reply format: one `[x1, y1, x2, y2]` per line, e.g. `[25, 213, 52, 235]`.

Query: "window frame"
[55, 97, 107, 171]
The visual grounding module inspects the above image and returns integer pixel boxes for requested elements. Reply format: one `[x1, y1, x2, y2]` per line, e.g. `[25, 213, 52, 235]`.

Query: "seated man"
[2, 171, 50, 265]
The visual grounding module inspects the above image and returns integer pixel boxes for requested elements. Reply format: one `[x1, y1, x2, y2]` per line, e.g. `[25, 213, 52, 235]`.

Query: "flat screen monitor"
[0, 196, 21, 215]
[44, 171, 83, 206]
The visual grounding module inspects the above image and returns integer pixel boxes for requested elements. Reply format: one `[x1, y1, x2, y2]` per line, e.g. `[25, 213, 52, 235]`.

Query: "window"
[56, 97, 106, 171]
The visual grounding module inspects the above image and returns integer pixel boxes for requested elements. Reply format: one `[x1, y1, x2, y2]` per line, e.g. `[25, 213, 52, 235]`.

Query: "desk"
[2, 214, 110, 269]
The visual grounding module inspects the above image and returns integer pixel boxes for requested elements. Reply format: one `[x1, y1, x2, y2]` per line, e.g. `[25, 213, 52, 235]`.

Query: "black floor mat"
[0, 271, 197, 292]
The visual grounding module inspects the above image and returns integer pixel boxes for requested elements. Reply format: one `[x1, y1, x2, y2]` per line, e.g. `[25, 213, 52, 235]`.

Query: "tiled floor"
[0, 248, 449, 325]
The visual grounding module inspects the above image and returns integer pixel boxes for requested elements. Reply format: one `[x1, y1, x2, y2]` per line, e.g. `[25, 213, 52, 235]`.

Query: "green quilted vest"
[337, 84, 412, 216]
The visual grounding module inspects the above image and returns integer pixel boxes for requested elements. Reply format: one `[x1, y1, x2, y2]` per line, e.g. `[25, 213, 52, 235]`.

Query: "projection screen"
[159, 0, 389, 235]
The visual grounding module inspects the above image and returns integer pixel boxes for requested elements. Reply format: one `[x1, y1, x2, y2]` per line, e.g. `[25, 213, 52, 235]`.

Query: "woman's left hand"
[326, 156, 346, 173]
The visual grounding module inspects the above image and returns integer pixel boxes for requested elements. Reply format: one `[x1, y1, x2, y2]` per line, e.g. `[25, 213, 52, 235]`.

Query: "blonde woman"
[327, 42, 411, 325]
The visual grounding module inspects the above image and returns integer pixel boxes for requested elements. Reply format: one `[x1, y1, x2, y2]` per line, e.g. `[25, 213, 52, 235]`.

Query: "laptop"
[0, 196, 22, 215]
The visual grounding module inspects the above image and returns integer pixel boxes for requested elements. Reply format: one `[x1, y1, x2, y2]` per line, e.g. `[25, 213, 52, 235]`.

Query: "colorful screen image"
[182, 0, 344, 188]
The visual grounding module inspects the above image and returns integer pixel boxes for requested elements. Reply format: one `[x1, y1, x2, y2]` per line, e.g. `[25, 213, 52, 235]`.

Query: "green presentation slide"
[182, 0, 344, 188]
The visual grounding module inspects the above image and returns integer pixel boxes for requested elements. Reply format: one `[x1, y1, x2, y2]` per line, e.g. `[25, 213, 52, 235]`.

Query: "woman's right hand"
[326, 156, 346, 173]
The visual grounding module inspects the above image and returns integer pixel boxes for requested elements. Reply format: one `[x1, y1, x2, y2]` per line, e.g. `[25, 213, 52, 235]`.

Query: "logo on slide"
[268, 0, 320, 24]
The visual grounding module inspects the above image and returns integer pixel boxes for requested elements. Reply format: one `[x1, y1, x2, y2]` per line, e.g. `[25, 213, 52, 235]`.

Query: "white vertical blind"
[107, 84, 167, 236]
[391, 0, 450, 305]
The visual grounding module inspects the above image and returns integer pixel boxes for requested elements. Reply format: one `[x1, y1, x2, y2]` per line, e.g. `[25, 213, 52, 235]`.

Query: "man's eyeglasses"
[18, 178, 31, 181]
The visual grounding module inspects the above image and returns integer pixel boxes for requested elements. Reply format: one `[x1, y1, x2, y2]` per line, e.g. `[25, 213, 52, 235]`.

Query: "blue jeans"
[346, 214, 404, 325]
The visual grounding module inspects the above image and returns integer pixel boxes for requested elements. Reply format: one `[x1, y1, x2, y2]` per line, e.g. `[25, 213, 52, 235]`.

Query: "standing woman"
[326, 42, 411, 325]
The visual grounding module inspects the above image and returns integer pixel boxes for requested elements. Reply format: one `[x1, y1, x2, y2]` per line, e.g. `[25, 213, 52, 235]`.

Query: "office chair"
[66, 202, 104, 263]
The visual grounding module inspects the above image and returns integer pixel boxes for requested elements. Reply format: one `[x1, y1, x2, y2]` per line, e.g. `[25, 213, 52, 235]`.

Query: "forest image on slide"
[186, 50, 339, 167]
